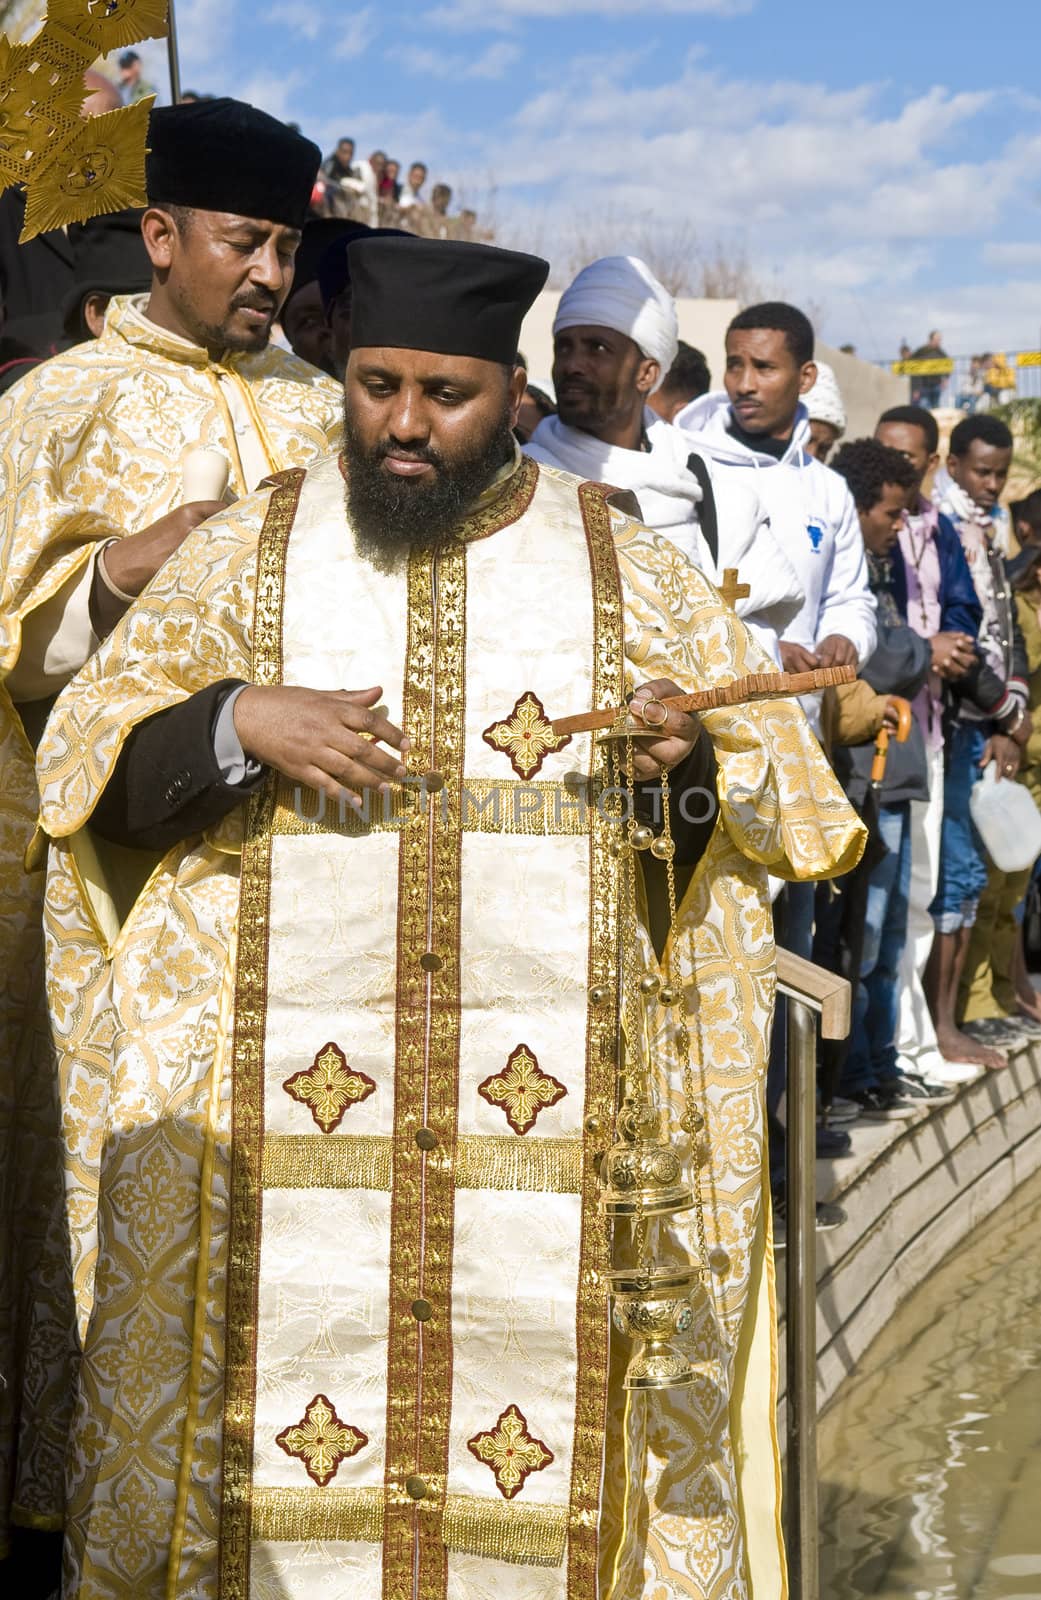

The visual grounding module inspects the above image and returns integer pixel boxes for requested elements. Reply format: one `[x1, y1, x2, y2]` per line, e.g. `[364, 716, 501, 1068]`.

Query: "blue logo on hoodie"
[807, 523, 824, 552]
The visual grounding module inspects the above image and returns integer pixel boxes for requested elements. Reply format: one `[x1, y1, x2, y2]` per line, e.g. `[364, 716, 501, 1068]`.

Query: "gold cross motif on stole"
[719, 568, 751, 609]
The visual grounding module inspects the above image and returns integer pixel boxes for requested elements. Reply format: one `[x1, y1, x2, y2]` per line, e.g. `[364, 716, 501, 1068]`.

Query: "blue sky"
[143, 0, 1041, 359]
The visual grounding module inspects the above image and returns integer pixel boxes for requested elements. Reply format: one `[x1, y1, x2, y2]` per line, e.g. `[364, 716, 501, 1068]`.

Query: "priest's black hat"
[348, 237, 549, 364]
[283, 217, 357, 310]
[146, 99, 321, 230]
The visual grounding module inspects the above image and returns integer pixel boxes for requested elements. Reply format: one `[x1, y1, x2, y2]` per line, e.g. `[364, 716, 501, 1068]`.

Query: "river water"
[818, 1165, 1041, 1600]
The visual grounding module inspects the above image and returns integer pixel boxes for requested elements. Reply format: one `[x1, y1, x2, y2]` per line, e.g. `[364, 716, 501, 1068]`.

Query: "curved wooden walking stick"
[870, 696, 914, 786]
[550, 664, 857, 738]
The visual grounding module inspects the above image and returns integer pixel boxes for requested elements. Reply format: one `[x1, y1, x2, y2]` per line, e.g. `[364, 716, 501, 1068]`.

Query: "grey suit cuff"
[213, 684, 263, 786]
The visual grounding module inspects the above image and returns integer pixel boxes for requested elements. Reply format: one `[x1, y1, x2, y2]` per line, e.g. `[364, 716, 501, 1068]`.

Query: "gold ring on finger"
[638, 697, 669, 729]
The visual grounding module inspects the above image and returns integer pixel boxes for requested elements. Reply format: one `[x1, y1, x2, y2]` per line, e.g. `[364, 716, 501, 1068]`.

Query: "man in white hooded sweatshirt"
[525, 257, 804, 658]
[677, 301, 877, 719]
[679, 302, 877, 1190]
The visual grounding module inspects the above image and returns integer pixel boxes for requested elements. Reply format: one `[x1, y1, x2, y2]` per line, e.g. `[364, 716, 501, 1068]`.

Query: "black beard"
[342, 401, 515, 570]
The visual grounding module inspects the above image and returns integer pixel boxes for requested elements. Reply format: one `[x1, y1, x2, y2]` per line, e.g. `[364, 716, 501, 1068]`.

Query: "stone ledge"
[777, 1044, 1041, 1413]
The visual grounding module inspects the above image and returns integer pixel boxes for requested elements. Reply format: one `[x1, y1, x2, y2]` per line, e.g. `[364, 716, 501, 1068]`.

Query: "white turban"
[804, 360, 846, 434]
[553, 255, 678, 394]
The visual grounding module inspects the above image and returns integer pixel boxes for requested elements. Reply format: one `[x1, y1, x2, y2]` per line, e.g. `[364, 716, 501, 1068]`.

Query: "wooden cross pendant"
[719, 568, 751, 609]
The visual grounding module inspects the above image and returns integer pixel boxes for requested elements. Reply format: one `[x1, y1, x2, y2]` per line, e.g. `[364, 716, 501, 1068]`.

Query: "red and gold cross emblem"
[468, 1405, 554, 1499]
[283, 1042, 376, 1134]
[478, 1044, 567, 1135]
[276, 1394, 368, 1486]
[482, 691, 572, 780]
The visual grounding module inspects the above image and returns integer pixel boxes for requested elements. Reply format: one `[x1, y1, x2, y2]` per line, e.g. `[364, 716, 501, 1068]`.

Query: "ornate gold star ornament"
[482, 690, 572, 780]
[48, 0, 170, 54]
[276, 1394, 368, 1487]
[468, 1405, 554, 1499]
[283, 1042, 377, 1134]
[478, 1044, 567, 1135]
[0, 0, 167, 241]
[22, 96, 152, 237]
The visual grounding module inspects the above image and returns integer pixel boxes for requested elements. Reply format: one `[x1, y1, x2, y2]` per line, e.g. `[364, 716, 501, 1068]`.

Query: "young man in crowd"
[678, 301, 877, 1177]
[646, 339, 711, 423]
[525, 257, 804, 656]
[803, 359, 846, 465]
[926, 415, 1031, 1063]
[824, 439, 938, 1115]
[397, 159, 428, 210]
[874, 406, 983, 1082]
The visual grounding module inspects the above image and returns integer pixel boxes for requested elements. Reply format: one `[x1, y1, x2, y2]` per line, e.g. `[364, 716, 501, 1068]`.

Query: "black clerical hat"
[348, 237, 549, 364]
[62, 208, 152, 337]
[146, 99, 321, 230]
[284, 217, 357, 309]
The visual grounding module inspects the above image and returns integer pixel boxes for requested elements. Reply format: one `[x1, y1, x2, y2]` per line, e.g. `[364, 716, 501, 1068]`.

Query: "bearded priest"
[37, 236, 863, 1600]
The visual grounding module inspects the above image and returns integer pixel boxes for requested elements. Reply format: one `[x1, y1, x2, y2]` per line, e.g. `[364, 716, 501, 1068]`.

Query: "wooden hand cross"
[719, 568, 751, 609]
[550, 664, 856, 737]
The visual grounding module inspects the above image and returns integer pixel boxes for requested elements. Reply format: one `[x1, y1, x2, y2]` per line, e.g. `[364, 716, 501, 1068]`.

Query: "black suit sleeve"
[89, 678, 266, 851]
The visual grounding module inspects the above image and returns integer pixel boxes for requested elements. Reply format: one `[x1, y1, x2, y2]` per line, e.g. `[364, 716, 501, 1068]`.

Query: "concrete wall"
[519, 289, 907, 440]
[818, 341, 907, 442]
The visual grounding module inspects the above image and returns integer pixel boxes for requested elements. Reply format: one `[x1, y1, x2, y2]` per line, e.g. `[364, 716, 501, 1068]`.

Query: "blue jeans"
[930, 722, 989, 933]
[842, 803, 911, 1094]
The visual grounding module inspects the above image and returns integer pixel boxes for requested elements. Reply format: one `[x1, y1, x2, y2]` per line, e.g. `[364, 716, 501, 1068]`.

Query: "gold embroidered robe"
[0, 295, 342, 1547]
[37, 454, 863, 1599]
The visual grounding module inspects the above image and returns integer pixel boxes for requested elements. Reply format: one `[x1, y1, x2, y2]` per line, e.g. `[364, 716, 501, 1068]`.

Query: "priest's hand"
[628, 679, 700, 782]
[91, 501, 228, 637]
[779, 640, 820, 674]
[232, 684, 411, 806]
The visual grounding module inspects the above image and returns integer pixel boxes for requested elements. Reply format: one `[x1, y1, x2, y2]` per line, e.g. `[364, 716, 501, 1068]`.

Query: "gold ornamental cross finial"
[719, 568, 751, 610]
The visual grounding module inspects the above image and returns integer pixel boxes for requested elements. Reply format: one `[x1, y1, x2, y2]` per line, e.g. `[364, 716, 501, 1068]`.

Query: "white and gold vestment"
[0, 296, 342, 1546]
[38, 453, 863, 1598]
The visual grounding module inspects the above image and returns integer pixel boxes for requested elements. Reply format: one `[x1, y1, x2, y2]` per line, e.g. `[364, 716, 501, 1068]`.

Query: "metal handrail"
[776, 950, 852, 1600]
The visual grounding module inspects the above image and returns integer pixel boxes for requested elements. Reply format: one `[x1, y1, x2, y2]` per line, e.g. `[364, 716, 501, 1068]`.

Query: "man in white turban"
[525, 255, 803, 656]
[804, 359, 847, 464]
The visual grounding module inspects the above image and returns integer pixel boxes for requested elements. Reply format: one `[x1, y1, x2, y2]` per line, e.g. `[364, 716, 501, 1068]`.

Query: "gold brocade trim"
[219, 468, 305, 1598]
[262, 1133, 584, 1194]
[454, 453, 539, 542]
[384, 534, 467, 1600]
[570, 480, 626, 1596]
[250, 1487, 568, 1567]
[269, 774, 596, 837]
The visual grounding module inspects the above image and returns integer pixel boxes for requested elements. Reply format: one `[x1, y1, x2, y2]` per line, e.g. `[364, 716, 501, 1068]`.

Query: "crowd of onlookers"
[313, 137, 484, 241]
[897, 330, 1026, 415]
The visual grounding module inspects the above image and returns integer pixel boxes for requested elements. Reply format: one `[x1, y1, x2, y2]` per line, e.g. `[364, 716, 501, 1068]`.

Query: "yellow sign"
[891, 359, 955, 376]
[1016, 352, 1041, 368]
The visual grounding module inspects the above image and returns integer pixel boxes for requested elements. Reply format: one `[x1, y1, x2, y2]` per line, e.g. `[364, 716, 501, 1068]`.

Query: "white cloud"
[335, 7, 376, 59]
[432, 51, 1041, 356]
[397, 40, 521, 80]
[232, 68, 306, 123]
[261, 1, 322, 41]
[175, 0, 238, 86]
[983, 242, 1041, 270]
[260, 1, 373, 58]
[428, 0, 754, 25]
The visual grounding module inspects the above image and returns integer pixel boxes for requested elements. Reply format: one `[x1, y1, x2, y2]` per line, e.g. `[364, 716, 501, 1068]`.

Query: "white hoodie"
[526, 409, 805, 659]
[677, 392, 877, 683]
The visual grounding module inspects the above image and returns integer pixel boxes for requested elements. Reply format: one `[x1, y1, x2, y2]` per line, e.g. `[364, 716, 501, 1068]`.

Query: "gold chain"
[658, 761, 709, 1268]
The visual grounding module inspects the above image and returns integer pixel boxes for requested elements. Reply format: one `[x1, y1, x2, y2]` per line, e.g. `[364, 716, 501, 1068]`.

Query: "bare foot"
[936, 1025, 1006, 1071]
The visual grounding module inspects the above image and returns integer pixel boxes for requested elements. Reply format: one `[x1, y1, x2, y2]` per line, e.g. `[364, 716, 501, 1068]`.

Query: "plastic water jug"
[969, 764, 1041, 873]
